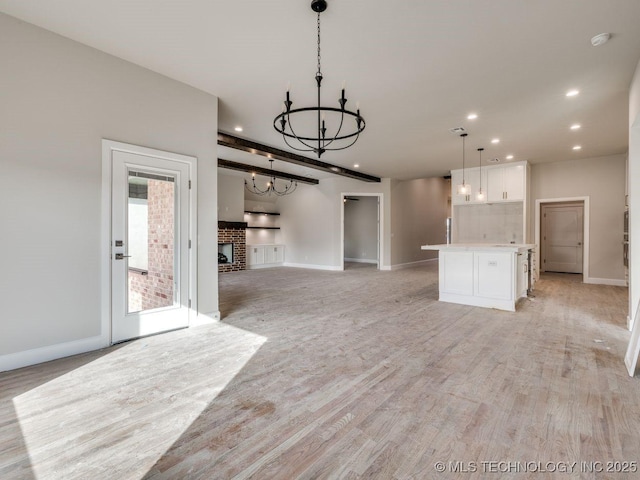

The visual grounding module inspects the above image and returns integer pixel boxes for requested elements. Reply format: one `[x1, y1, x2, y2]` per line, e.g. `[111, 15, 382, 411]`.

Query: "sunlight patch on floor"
[12, 323, 266, 479]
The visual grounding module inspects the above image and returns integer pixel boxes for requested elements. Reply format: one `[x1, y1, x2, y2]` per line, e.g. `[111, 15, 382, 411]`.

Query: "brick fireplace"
[218, 221, 247, 273]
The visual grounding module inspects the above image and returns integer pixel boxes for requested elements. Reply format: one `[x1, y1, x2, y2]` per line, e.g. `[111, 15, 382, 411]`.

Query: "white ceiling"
[2, 0, 640, 181]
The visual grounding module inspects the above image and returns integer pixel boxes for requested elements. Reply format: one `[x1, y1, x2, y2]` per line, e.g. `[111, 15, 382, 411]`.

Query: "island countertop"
[421, 243, 536, 253]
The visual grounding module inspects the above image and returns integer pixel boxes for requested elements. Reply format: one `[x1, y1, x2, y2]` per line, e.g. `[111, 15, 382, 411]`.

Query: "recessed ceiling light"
[467, 113, 478, 120]
[573, 145, 582, 151]
[566, 89, 580, 97]
[234, 126, 243, 132]
[506, 155, 514, 160]
[491, 138, 500, 144]
[591, 33, 611, 47]
[570, 124, 581, 130]
[353, 164, 360, 168]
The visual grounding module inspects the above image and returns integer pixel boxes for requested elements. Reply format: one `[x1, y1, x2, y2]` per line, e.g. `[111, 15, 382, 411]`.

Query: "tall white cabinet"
[450, 161, 530, 244]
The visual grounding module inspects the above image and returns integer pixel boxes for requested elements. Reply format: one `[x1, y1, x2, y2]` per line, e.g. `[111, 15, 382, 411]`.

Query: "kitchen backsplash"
[452, 203, 524, 244]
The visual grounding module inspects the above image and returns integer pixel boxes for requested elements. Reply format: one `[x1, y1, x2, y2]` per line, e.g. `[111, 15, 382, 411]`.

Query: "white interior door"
[111, 150, 190, 343]
[541, 203, 584, 274]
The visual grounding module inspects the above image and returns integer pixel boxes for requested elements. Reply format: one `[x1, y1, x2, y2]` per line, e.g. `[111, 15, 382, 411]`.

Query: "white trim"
[439, 293, 522, 312]
[584, 277, 628, 287]
[190, 311, 220, 327]
[283, 262, 343, 271]
[340, 193, 384, 270]
[101, 140, 198, 344]
[534, 196, 590, 281]
[0, 336, 105, 373]
[389, 258, 438, 271]
[247, 263, 285, 269]
[344, 258, 378, 264]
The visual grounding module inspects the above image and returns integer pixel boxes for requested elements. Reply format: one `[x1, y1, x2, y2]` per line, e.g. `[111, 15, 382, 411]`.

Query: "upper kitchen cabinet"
[451, 167, 486, 205]
[486, 162, 527, 203]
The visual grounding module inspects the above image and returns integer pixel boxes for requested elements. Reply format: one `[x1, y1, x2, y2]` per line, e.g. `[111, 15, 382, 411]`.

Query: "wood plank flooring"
[1, 263, 638, 479]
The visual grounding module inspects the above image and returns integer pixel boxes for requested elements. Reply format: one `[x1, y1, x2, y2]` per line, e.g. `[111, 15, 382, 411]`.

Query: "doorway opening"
[341, 193, 382, 270]
[535, 197, 588, 281]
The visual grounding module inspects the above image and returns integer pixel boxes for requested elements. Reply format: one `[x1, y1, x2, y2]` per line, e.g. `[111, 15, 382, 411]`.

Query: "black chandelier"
[273, 0, 366, 158]
[244, 159, 298, 196]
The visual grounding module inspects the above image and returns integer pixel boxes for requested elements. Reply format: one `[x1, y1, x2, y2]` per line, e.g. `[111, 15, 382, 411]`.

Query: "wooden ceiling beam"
[217, 158, 319, 185]
[217, 132, 381, 183]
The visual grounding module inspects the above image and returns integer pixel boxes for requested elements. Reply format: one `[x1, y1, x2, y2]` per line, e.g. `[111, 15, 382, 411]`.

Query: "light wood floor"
[1, 263, 637, 479]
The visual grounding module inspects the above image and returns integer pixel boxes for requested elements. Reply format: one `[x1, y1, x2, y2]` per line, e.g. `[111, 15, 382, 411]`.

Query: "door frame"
[535, 196, 589, 282]
[101, 140, 197, 345]
[340, 193, 383, 270]
[540, 201, 585, 275]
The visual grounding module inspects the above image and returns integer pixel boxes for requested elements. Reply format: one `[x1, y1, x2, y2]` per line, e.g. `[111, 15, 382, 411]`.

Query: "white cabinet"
[434, 245, 533, 311]
[247, 244, 285, 269]
[486, 163, 525, 202]
[451, 167, 486, 205]
[265, 245, 284, 264]
[516, 251, 528, 299]
[247, 245, 265, 266]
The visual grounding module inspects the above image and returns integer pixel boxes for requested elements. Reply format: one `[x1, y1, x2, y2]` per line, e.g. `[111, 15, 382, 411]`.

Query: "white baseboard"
[389, 258, 438, 271]
[0, 335, 108, 372]
[190, 311, 220, 327]
[344, 258, 378, 264]
[584, 277, 627, 287]
[247, 263, 284, 270]
[283, 262, 343, 271]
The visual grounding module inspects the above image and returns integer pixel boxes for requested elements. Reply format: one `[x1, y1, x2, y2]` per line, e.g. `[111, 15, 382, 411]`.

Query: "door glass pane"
[127, 171, 176, 313]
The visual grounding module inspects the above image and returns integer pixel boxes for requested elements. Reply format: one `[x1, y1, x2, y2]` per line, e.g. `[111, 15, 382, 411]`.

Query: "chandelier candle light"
[273, 0, 366, 158]
[245, 159, 297, 196]
[456, 133, 471, 195]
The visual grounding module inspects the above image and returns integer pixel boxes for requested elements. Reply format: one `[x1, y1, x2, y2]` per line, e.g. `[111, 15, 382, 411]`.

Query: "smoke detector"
[449, 127, 466, 135]
[591, 33, 611, 47]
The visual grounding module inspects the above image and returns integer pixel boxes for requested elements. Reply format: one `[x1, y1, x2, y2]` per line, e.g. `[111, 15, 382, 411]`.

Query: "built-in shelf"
[218, 221, 248, 229]
[244, 211, 280, 216]
[246, 226, 280, 230]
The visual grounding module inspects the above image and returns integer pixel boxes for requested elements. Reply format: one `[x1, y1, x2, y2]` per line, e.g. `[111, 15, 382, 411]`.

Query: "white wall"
[530, 154, 626, 282]
[390, 177, 450, 266]
[344, 196, 379, 262]
[217, 173, 244, 222]
[277, 177, 391, 270]
[629, 59, 640, 324]
[0, 13, 218, 366]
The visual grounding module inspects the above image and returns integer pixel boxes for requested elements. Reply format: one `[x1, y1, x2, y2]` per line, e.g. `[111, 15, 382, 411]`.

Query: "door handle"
[577, 242, 582, 246]
[115, 253, 132, 260]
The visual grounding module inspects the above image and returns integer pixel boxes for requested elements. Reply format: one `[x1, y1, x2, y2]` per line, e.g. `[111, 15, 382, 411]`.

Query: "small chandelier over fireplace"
[245, 159, 297, 196]
[273, 0, 366, 158]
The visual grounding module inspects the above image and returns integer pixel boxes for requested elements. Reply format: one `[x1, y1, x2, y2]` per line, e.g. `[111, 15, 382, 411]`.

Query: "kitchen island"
[421, 243, 536, 311]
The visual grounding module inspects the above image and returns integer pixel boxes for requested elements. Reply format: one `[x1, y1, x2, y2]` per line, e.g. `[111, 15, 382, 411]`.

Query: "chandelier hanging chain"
[273, 0, 366, 158]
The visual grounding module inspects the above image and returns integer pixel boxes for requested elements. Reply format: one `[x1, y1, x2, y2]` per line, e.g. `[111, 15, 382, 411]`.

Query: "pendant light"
[476, 147, 485, 201]
[456, 133, 471, 195]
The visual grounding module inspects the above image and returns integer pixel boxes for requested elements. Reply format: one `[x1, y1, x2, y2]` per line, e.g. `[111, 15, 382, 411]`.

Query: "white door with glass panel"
[111, 150, 191, 343]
